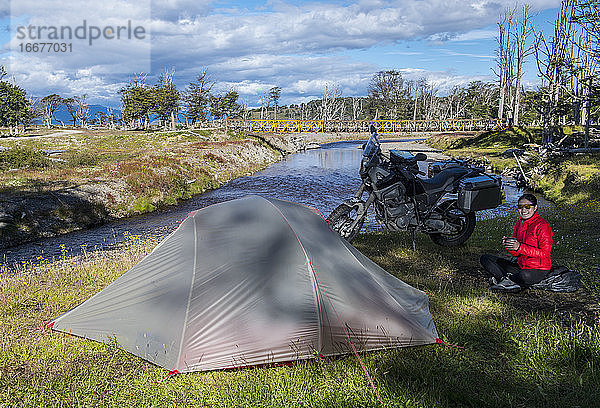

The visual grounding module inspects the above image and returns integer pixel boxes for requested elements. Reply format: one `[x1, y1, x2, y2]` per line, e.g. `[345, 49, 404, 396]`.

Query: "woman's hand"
[502, 236, 520, 251]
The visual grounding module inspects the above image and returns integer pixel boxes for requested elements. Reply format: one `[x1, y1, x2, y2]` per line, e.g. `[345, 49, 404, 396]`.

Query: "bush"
[450, 127, 538, 149]
[63, 150, 102, 167]
[0, 146, 50, 170]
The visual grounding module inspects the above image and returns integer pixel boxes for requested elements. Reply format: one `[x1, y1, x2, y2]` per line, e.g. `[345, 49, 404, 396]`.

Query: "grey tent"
[48, 195, 438, 373]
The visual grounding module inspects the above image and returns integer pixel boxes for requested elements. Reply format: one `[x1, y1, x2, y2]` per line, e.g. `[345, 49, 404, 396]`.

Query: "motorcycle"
[327, 127, 503, 246]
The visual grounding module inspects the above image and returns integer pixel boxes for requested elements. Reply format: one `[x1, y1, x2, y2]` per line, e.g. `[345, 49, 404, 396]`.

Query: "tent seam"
[260, 197, 323, 355]
[175, 214, 199, 372]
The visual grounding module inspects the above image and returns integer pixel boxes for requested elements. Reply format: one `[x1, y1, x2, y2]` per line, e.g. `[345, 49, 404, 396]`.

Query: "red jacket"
[507, 212, 553, 270]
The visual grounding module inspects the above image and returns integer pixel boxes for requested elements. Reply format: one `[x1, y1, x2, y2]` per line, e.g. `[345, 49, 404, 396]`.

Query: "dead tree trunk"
[513, 5, 533, 127]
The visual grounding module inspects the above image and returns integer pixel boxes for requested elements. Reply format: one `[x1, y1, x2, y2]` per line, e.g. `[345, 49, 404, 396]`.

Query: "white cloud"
[441, 49, 495, 59]
[6, 55, 123, 103]
[452, 29, 497, 42]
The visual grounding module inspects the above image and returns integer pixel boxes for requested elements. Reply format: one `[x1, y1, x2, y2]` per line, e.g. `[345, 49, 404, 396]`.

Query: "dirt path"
[1, 129, 83, 141]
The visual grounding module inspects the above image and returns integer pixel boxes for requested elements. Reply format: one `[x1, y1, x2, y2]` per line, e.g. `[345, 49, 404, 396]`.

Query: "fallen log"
[567, 148, 600, 153]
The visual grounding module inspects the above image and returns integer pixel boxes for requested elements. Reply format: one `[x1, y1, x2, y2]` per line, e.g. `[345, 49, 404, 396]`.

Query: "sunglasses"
[517, 204, 535, 210]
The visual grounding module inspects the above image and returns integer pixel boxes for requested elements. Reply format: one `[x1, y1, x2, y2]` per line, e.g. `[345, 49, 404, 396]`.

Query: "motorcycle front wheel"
[428, 205, 476, 247]
[327, 203, 365, 243]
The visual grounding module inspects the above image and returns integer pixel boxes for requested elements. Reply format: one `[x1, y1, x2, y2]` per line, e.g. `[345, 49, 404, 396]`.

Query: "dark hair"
[518, 193, 537, 206]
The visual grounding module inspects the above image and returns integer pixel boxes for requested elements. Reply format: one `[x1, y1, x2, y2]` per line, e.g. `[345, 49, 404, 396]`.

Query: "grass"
[528, 155, 600, 208]
[0, 146, 50, 170]
[427, 127, 537, 173]
[1, 205, 598, 407]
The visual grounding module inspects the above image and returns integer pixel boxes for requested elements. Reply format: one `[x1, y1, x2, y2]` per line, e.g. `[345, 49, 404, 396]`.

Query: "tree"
[185, 68, 214, 124]
[152, 68, 180, 130]
[534, 0, 578, 144]
[0, 79, 33, 135]
[320, 83, 343, 121]
[223, 89, 241, 119]
[495, 8, 515, 123]
[368, 70, 408, 119]
[75, 95, 90, 127]
[462, 81, 498, 119]
[351, 97, 363, 120]
[512, 5, 534, 126]
[210, 89, 241, 121]
[269, 86, 281, 120]
[63, 98, 78, 126]
[120, 74, 153, 128]
[39, 94, 63, 128]
[259, 91, 269, 119]
[574, 1, 600, 148]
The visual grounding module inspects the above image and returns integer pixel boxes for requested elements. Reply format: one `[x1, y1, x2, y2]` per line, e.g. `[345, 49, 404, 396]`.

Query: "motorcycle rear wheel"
[327, 203, 365, 242]
[428, 207, 476, 247]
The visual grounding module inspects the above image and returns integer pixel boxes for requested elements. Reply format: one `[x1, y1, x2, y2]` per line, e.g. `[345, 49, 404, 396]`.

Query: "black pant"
[480, 254, 550, 286]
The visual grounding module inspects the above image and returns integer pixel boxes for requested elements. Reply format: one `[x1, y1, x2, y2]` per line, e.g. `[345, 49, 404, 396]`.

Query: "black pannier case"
[458, 175, 502, 212]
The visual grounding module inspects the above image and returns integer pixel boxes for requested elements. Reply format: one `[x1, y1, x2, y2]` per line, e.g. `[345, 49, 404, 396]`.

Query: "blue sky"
[1, 0, 562, 107]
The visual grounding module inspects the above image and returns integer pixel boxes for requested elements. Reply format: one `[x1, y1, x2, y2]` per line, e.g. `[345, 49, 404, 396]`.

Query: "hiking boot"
[491, 277, 521, 293]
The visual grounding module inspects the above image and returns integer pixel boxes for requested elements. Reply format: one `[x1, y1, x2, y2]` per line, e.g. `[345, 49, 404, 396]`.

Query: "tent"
[48, 195, 438, 373]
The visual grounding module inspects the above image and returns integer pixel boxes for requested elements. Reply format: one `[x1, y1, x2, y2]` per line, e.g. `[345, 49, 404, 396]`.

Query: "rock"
[0, 212, 14, 223]
[501, 148, 525, 158]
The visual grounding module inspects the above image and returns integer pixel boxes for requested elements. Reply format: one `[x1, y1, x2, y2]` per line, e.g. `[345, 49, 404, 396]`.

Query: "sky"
[0, 0, 562, 108]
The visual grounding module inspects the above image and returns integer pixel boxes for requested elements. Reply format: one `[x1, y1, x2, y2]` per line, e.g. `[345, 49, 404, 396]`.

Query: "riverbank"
[0, 129, 288, 249]
[427, 127, 600, 208]
[1, 203, 598, 407]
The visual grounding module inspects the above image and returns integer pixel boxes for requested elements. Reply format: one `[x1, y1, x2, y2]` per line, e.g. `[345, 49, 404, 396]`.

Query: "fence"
[228, 118, 506, 133]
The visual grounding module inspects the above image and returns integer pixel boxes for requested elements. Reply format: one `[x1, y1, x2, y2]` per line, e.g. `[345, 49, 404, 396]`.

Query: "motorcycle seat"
[418, 166, 470, 193]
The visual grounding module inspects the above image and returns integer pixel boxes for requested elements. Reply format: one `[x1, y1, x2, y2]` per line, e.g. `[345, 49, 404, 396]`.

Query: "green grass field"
[1, 204, 598, 407]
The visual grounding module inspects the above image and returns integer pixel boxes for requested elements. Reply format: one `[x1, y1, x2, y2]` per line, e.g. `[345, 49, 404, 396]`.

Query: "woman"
[480, 193, 553, 292]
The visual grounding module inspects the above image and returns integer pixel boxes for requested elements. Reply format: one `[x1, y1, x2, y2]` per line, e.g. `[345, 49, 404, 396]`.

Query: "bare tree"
[39, 94, 63, 128]
[494, 8, 515, 123]
[75, 94, 90, 127]
[420, 81, 439, 121]
[512, 5, 535, 126]
[241, 97, 249, 121]
[407, 79, 425, 121]
[185, 67, 214, 125]
[269, 86, 281, 120]
[534, 0, 578, 144]
[574, 1, 600, 148]
[259, 92, 268, 119]
[351, 97, 363, 120]
[320, 83, 343, 121]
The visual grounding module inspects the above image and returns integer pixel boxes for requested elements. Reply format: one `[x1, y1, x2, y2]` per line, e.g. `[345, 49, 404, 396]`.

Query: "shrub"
[0, 146, 50, 170]
[63, 150, 102, 167]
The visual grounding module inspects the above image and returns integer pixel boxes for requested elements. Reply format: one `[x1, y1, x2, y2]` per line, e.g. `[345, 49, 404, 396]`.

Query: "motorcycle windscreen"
[362, 133, 380, 158]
